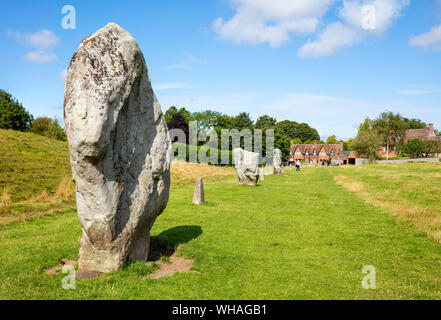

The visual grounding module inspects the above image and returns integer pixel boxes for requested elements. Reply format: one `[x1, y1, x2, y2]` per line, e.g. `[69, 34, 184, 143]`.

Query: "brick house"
[405, 123, 441, 143]
[289, 140, 356, 165]
[379, 123, 440, 159]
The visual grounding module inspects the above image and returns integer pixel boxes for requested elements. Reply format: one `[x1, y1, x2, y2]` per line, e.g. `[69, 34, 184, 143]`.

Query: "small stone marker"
[273, 149, 283, 175]
[260, 168, 265, 181]
[193, 178, 205, 205]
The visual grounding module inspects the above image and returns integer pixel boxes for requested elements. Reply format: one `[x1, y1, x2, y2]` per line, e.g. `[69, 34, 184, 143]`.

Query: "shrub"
[30, 117, 67, 141]
[402, 138, 441, 158]
[352, 132, 380, 163]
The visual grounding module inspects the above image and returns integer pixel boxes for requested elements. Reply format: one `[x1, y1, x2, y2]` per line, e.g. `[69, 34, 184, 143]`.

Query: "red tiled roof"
[291, 144, 342, 156]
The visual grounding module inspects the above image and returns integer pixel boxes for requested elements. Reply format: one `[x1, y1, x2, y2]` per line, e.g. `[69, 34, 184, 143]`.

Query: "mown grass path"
[1, 167, 441, 299]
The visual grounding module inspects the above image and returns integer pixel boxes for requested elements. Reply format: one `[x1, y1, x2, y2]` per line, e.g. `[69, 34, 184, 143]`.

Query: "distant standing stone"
[260, 168, 265, 181]
[233, 148, 260, 186]
[193, 178, 205, 205]
[64, 23, 172, 274]
[273, 149, 283, 175]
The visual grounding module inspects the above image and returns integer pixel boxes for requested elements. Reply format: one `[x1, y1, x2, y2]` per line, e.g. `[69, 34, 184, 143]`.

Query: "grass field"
[2, 130, 441, 299]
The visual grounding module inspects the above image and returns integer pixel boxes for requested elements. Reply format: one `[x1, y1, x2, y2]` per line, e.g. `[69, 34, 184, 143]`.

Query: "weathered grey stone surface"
[260, 168, 265, 181]
[273, 149, 283, 175]
[64, 23, 172, 273]
[192, 178, 205, 205]
[233, 148, 260, 186]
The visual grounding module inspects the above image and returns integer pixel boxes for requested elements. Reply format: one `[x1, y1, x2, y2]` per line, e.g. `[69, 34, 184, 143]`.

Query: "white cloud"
[214, 0, 409, 55]
[153, 83, 191, 91]
[7, 29, 60, 64]
[213, 0, 335, 47]
[410, 24, 441, 51]
[298, 22, 361, 57]
[340, 0, 409, 34]
[298, 0, 409, 58]
[22, 52, 57, 64]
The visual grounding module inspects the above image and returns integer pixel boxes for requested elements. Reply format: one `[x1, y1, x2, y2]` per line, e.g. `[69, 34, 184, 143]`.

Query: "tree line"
[165, 106, 324, 161]
[352, 111, 440, 161]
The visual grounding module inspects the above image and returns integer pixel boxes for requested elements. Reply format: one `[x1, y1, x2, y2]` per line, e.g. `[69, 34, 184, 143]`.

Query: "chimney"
[339, 140, 344, 152]
[313, 140, 317, 145]
[429, 124, 435, 136]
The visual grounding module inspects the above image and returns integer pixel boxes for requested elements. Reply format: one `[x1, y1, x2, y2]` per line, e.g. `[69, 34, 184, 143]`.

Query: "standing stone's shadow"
[148, 226, 202, 261]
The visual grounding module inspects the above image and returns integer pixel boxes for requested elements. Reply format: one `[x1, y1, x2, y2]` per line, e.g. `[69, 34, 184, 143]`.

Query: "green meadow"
[1, 129, 441, 299]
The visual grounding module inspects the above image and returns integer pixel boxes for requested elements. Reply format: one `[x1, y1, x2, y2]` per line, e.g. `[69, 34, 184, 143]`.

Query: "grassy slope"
[0, 129, 74, 225]
[2, 166, 441, 299]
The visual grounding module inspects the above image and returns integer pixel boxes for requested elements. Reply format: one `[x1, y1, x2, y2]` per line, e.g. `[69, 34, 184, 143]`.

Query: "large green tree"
[231, 112, 254, 130]
[0, 89, 33, 131]
[372, 112, 407, 160]
[164, 106, 193, 124]
[275, 121, 320, 142]
[254, 115, 277, 130]
[192, 110, 222, 134]
[326, 135, 339, 144]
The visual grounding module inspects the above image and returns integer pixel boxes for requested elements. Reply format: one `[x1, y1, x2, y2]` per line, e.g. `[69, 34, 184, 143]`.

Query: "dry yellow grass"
[334, 175, 441, 243]
[0, 177, 76, 226]
[55, 177, 74, 201]
[1, 187, 11, 207]
[0, 162, 236, 225]
[171, 161, 236, 187]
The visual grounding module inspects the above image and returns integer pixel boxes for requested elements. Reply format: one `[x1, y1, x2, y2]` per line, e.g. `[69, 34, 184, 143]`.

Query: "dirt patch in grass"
[44, 258, 102, 280]
[147, 253, 200, 279]
[146, 239, 200, 279]
[44, 258, 77, 274]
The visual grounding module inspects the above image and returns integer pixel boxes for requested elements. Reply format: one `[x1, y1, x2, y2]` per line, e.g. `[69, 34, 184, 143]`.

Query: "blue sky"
[1, 0, 441, 139]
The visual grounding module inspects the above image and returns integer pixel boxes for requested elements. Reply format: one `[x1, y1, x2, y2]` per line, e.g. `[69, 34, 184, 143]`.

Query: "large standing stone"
[233, 148, 260, 186]
[273, 149, 283, 175]
[192, 178, 205, 205]
[64, 23, 172, 273]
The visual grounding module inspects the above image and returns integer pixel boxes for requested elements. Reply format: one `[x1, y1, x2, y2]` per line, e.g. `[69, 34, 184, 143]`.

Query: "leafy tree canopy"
[192, 110, 222, 133]
[326, 135, 339, 144]
[231, 112, 254, 131]
[0, 89, 33, 131]
[164, 106, 194, 124]
[254, 115, 277, 130]
[167, 113, 189, 143]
